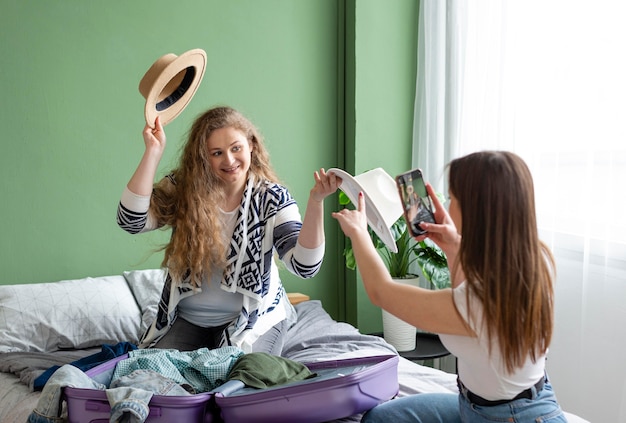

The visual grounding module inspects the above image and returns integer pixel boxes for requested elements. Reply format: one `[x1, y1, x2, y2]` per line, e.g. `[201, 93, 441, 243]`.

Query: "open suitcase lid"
[214, 354, 399, 423]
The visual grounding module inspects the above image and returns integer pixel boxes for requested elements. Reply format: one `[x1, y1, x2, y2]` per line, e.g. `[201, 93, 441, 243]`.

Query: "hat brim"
[329, 168, 400, 253]
[143, 49, 207, 127]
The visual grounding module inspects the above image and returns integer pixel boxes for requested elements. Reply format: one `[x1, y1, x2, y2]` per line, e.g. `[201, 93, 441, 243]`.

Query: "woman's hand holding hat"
[142, 116, 167, 157]
[311, 168, 341, 203]
[332, 191, 369, 241]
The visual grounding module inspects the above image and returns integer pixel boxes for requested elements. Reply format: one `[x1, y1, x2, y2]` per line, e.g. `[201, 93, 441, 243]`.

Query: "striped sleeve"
[288, 242, 325, 278]
[116, 187, 158, 234]
[273, 199, 324, 279]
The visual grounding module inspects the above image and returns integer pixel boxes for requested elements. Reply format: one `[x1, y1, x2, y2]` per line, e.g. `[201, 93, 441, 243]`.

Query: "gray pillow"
[0, 275, 142, 353]
[123, 268, 166, 334]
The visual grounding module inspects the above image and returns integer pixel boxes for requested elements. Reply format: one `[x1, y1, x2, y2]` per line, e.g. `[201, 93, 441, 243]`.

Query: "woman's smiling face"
[206, 126, 253, 186]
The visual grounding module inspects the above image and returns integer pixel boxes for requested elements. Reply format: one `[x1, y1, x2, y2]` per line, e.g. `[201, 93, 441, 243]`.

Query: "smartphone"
[395, 168, 436, 236]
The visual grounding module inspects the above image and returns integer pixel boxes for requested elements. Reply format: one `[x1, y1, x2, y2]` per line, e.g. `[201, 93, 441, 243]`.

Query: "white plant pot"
[382, 277, 419, 352]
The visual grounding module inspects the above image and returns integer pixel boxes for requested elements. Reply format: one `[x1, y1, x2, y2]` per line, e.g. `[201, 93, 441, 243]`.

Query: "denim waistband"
[457, 374, 546, 407]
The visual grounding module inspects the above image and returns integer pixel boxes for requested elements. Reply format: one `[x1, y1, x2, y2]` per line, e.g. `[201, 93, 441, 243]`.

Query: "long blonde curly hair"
[151, 106, 280, 287]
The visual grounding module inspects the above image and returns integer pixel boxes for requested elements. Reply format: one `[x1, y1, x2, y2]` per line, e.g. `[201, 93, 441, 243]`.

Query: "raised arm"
[117, 117, 167, 234]
[296, 168, 341, 249]
[127, 116, 167, 196]
[332, 191, 471, 336]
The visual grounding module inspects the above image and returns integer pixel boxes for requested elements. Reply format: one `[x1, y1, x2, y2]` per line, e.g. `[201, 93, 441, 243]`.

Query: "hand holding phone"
[395, 168, 436, 237]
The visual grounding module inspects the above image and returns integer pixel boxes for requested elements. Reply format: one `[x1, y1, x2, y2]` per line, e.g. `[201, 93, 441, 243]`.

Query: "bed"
[0, 269, 588, 422]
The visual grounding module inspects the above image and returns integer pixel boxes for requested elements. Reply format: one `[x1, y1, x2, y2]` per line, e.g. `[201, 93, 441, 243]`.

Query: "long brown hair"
[151, 106, 280, 287]
[448, 151, 555, 372]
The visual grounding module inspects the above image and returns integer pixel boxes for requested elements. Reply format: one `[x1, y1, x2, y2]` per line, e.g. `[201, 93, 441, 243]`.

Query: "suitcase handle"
[84, 399, 162, 418]
[148, 406, 162, 417]
[86, 400, 110, 412]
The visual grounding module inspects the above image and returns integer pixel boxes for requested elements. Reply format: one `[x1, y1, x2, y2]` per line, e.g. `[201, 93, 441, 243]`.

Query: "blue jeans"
[361, 393, 460, 423]
[361, 378, 566, 423]
[28, 365, 196, 423]
[107, 369, 193, 423]
[27, 365, 106, 423]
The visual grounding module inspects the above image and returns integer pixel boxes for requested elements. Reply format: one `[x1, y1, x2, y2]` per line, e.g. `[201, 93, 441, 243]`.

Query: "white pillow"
[0, 275, 142, 353]
[123, 268, 166, 334]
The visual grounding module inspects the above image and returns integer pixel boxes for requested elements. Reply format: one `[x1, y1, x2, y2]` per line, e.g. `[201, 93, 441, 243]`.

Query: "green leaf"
[415, 239, 450, 289]
[343, 237, 356, 271]
[338, 191, 352, 206]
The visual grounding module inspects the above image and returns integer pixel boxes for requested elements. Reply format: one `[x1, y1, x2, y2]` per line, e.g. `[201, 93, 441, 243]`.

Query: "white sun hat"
[329, 168, 403, 253]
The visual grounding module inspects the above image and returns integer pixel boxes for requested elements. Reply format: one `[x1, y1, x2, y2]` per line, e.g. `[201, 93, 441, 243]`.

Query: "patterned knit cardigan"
[117, 175, 324, 351]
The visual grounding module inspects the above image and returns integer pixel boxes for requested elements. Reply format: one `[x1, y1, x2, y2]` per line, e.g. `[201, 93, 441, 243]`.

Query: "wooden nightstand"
[287, 292, 310, 305]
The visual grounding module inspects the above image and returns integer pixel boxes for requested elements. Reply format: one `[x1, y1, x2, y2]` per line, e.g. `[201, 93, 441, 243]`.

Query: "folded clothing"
[227, 352, 315, 389]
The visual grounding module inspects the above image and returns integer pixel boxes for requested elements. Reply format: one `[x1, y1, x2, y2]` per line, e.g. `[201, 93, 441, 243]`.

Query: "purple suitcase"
[64, 353, 398, 423]
[64, 354, 216, 423]
[214, 354, 399, 423]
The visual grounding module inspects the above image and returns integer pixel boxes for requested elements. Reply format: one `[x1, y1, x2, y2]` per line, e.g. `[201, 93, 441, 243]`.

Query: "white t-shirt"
[177, 207, 243, 327]
[439, 281, 547, 400]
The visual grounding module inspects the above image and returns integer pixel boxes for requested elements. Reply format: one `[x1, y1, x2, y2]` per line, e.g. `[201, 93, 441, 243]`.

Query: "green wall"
[0, 0, 343, 316]
[346, 0, 419, 333]
[0, 0, 418, 331]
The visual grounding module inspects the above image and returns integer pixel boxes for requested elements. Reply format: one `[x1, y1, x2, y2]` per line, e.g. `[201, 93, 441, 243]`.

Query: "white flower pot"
[382, 277, 419, 352]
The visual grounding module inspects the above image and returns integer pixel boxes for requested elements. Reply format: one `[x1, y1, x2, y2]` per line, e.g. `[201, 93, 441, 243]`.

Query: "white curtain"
[413, 1, 626, 422]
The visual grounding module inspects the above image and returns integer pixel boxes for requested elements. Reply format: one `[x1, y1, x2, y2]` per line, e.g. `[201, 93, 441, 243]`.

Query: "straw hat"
[138, 48, 207, 127]
[329, 168, 403, 253]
